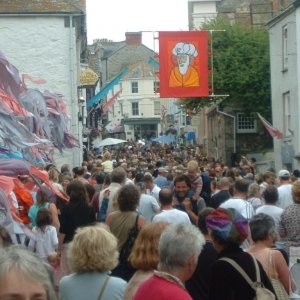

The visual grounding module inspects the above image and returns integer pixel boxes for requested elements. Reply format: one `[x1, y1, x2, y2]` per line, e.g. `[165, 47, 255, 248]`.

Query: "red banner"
[102, 89, 122, 113]
[159, 31, 209, 98]
[257, 113, 283, 139]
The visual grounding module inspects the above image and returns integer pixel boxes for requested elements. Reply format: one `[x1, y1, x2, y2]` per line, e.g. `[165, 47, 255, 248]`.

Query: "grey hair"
[110, 167, 126, 184]
[158, 223, 205, 272]
[0, 245, 56, 300]
[249, 213, 276, 242]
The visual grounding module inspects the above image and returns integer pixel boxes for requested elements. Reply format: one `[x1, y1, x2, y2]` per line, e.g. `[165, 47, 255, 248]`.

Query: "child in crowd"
[187, 160, 203, 201]
[28, 208, 58, 261]
[48, 251, 61, 294]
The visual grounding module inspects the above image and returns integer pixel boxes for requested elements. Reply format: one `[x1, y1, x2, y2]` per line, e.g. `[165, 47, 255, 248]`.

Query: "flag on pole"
[102, 89, 122, 113]
[158, 31, 209, 98]
[257, 113, 283, 139]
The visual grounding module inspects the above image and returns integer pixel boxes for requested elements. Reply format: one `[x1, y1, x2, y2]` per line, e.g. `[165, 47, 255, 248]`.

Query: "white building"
[0, 1, 86, 168]
[106, 61, 162, 141]
[188, 0, 219, 30]
[267, 0, 300, 171]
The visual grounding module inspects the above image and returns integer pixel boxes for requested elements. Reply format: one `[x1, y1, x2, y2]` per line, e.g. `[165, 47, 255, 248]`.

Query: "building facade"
[88, 32, 186, 144]
[267, 0, 300, 171]
[0, 0, 87, 168]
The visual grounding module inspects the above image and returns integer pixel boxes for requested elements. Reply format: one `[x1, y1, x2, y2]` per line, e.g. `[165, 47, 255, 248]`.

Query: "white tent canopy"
[93, 138, 127, 148]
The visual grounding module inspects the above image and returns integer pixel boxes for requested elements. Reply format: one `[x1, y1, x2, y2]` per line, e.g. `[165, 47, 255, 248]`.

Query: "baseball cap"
[278, 169, 290, 178]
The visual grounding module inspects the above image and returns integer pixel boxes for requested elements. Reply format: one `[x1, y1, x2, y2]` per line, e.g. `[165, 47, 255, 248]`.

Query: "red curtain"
[159, 31, 209, 98]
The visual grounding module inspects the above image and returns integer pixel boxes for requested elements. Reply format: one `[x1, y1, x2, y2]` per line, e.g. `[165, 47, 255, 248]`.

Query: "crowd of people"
[0, 142, 300, 300]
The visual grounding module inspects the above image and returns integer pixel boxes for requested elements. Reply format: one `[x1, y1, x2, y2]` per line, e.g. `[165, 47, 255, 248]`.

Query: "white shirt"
[220, 198, 255, 220]
[152, 209, 191, 224]
[138, 194, 160, 223]
[28, 225, 58, 260]
[277, 184, 293, 209]
[147, 184, 161, 201]
[247, 197, 263, 211]
[256, 205, 283, 233]
[99, 182, 122, 214]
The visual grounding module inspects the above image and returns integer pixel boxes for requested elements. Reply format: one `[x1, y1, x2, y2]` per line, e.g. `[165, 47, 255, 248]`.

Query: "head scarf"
[206, 208, 248, 244]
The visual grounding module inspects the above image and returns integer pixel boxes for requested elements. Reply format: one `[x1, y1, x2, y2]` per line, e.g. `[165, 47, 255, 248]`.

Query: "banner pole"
[207, 29, 226, 97]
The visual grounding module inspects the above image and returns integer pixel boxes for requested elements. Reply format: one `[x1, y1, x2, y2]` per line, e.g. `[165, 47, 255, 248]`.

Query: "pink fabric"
[133, 275, 192, 300]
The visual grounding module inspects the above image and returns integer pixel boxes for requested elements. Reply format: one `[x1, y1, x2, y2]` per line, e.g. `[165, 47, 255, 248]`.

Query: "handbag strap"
[219, 256, 260, 290]
[97, 276, 110, 300]
[268, 249, 278, 279]
[134, 213, 139, 229]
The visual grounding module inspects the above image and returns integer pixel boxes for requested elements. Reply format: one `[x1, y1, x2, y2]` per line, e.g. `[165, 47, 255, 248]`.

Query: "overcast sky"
[86, 0, 189, 50]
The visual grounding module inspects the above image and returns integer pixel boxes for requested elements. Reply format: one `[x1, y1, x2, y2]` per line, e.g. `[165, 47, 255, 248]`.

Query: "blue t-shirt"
[28, 202, 49, 226]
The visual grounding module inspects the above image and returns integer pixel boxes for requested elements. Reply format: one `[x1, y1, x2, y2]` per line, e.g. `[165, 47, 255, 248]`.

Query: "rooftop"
[0, 0, 85, 14]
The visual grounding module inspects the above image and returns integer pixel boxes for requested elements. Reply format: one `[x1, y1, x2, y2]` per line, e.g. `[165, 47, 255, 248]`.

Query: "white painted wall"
[269, 8, 300, 171]
[189, 1, 218, 29]
[0, 16, 81, 168]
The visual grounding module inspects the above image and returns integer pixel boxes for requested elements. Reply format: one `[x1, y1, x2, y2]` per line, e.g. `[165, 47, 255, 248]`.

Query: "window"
[132, 102, 139, 116]
[283, 92, 291, 136]
[282, 25, 288, 70]
[131, 81, 138, 93]
[112, 103, 115, 117]
[119, 102, 123, 115]
[237, 113, 257, 133]
[186, 116, 192, 125]
[153, 81, 160, 93]
[154, 101, 160, 115]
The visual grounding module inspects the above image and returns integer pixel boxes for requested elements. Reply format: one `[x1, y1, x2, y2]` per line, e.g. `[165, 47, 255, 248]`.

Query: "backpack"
[219, 256, 275, 300]
[111, 214, 139, 281]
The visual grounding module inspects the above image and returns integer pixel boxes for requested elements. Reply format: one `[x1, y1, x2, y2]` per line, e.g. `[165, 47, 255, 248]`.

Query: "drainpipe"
[216, 106, 236, 154]
[69, 15, 79, 167]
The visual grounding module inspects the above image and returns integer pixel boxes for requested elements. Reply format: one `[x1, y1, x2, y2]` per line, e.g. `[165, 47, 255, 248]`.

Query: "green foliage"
[181, 17, 271, 119]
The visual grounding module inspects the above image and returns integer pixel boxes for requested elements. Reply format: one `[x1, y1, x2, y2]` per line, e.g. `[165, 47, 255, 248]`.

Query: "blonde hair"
[292, 181, 300, 203]
[248, 183, 260, 198]
[68, 224, 118, 273]
[187, 160, 199, 172]
[48, 168, 60, 183]
[47, 252, 59, 264]
[103, 151, 111, 161]
[129, 222, 169, 271]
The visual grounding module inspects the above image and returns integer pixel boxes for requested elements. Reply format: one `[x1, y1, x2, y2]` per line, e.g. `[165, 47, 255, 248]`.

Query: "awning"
[121, 118, 160, 125]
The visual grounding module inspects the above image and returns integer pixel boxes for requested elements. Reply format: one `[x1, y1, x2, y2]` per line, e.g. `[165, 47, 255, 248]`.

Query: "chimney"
[125, 32, 142, 45]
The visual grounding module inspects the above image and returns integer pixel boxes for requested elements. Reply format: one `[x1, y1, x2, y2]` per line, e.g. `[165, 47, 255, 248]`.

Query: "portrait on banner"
[159, 31, 209, 98]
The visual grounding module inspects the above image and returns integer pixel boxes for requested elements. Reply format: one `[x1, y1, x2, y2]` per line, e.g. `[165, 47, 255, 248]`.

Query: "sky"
[86, 0, 189, 51]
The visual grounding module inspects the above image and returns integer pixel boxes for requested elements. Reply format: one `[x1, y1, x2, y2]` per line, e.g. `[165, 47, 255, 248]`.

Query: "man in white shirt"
[256, 185, 283, 234]
[143, 174, 161, 201]
[136, 182, 160, 223]
[220, 178, 254, 249]
[98, 167, 126, 219]
[220, 178, 254, 220]
[276, 169, 293, 209]
[153, 188, 191, 224]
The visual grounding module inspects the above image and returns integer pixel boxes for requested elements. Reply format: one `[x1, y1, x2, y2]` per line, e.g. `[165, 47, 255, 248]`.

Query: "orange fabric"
[169, 66, 200, 87]
[13, 186, 34, 224]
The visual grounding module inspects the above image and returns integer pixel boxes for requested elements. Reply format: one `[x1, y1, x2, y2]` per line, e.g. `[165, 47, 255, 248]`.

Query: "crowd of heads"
[1, 140, 300, 299]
